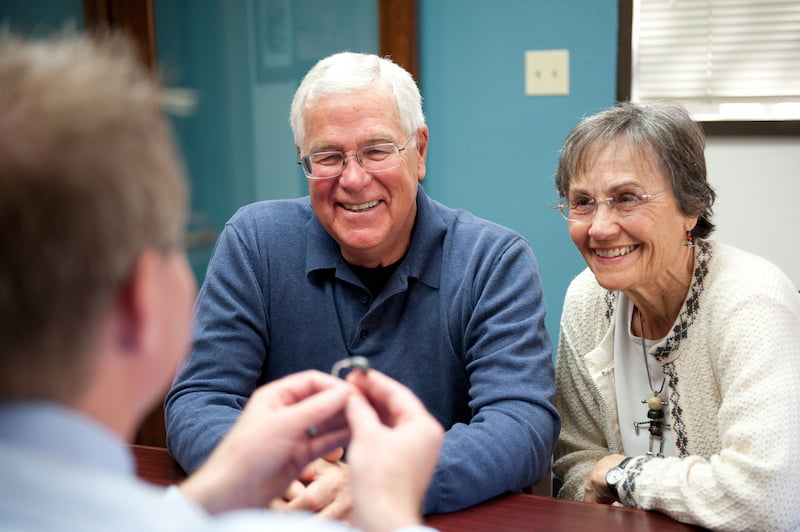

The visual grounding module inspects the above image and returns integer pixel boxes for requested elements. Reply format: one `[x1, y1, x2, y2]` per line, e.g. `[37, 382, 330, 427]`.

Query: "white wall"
[705, 137, 800, 289]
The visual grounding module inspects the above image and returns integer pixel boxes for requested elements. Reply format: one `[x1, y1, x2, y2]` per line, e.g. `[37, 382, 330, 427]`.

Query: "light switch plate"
[525, 49, 569, 96]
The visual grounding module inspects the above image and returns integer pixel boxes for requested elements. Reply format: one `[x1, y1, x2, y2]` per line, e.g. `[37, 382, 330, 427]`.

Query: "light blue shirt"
[0, 402, 432, 531]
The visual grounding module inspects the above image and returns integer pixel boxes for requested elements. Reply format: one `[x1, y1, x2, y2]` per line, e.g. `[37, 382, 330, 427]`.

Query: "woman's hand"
[583, 453, 629, 504]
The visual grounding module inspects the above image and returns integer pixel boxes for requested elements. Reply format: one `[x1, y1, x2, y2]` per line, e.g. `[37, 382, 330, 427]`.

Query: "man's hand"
[345, 369, 444, 532]
[270, 451, 353, 522]
[179, 370, 353, 515]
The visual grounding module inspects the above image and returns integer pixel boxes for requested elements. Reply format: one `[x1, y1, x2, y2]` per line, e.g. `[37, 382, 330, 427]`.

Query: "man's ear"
[115, 250, 162, 357]
[415, 125, 429, 182]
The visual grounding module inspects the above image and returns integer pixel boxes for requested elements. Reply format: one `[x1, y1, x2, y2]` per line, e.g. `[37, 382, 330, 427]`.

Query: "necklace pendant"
[646, 395, 663, 411]
[634, 398, 672, 458]
[635, 308, 670, 456]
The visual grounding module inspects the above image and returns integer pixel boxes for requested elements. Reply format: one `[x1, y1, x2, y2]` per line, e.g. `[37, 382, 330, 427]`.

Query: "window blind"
[633, 0, 800, 121]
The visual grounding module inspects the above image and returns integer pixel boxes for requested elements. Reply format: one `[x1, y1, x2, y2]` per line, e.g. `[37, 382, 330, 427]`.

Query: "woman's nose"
[587, 203, 621, 238]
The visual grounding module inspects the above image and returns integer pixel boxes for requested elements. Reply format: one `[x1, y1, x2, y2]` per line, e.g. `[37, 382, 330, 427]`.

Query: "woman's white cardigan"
[553, 240, 800, 531]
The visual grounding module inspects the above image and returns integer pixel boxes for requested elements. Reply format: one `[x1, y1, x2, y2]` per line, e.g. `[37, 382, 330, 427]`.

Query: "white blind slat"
[633, 0, 800, 119]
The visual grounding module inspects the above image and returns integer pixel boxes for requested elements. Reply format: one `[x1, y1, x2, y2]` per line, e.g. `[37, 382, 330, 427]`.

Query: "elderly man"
[166, 51, 559, 516]
[0, 33, 442, 532]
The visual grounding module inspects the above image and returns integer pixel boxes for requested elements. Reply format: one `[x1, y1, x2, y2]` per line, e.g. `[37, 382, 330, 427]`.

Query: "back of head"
[289, 52, 425, 146]
[555, 101, 716, 238]
[0, 32, 188, 402]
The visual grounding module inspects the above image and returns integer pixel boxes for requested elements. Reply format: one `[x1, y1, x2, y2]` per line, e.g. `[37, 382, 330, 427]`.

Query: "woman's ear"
[684, 215, 699, 233]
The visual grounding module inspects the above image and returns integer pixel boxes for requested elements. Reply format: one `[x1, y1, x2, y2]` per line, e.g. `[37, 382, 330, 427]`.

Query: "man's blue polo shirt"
[165, 186, 559, 513]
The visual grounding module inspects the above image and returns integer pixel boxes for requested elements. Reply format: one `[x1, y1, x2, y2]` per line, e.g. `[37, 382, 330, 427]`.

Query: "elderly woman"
[552, 101, 800, 531]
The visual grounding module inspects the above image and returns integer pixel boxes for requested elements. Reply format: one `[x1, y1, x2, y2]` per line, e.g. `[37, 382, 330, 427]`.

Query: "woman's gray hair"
[290, 52, 425, 147]
[555, 101, 716, 238]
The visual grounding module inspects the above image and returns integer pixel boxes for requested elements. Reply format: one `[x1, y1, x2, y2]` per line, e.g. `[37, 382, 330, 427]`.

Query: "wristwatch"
[605, 457, 632, 499]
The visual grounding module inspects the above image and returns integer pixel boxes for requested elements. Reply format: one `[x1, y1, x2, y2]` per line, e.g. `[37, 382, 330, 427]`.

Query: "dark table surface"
[132, 444, 704, 531]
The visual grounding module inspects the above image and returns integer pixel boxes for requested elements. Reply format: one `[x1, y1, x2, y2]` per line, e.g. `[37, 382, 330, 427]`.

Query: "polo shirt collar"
[304, 186, 443, 290]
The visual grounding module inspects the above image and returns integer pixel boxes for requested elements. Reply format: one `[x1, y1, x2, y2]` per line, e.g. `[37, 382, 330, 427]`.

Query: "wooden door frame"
[83, 0, 158, 69]
[84, 0, 418, 79]
[379, 0, 418, 80]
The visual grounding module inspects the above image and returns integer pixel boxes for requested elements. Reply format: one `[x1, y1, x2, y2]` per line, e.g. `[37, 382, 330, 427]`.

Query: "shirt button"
[359, 294, 369, 305]
[360, 329, 369, 339]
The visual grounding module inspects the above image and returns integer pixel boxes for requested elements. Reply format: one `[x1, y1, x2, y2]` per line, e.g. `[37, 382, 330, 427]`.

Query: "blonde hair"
[0, 32, 189, 400]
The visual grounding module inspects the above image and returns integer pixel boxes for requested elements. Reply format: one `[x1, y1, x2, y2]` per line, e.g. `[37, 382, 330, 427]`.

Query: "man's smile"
[340, 199, 382, 212]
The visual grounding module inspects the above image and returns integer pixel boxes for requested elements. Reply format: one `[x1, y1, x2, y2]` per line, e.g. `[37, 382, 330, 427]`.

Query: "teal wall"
[0, 0, 618, 347]
[419, 0, 618, 343]
[153, 0, 379, 281]
[0, 0, 83, 33]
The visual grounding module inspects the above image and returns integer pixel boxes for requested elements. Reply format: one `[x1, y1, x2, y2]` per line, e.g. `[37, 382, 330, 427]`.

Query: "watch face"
[606, 467, 625, 485]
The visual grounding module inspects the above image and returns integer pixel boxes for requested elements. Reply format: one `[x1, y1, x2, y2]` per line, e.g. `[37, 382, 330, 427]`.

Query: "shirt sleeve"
[165, 220, 268, 473]
[424, 236, 560, 513]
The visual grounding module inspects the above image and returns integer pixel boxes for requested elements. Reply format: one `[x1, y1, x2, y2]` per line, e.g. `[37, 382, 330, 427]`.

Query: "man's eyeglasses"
[556, 188, 664, 222]
[298, 137, 413, 180]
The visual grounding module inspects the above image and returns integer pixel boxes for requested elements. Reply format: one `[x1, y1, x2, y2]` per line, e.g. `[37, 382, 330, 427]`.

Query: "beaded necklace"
[633, 308, 669, 457]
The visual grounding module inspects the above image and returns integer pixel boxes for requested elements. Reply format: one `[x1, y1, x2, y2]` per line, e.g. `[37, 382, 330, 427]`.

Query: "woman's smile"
[593, 244, 638, 259]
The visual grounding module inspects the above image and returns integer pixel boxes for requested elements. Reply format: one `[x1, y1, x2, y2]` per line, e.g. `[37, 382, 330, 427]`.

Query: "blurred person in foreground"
[165, 51, 559, 516]
[552, 101, 800, 531]
[0, 31, 442, 532]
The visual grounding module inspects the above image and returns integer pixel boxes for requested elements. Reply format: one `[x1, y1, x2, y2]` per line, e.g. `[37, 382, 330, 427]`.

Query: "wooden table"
[132, 445, 704, 531]
[133, 444, 187, 487]
[425, 492, 705, 531]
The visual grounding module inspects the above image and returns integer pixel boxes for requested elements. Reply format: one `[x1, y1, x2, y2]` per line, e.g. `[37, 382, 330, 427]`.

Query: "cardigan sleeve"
[553, 269, 621, 500]
[552, 334, 608, 500]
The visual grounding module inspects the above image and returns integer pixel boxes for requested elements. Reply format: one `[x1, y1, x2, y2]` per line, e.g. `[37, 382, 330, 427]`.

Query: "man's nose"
[338, 152, 370, 188]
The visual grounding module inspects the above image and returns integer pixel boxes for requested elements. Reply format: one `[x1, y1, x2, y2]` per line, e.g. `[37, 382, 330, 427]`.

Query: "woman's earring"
[685, 231, 694, 248]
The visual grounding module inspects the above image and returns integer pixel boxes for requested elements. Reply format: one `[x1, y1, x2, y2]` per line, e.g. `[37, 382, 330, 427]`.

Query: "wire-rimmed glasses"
[556, 188, 664, 222]
[298, 137, 413, 179]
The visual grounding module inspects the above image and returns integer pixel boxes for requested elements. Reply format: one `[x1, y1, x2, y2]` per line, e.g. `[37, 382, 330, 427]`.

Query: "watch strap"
[607, 457, 632, 499]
